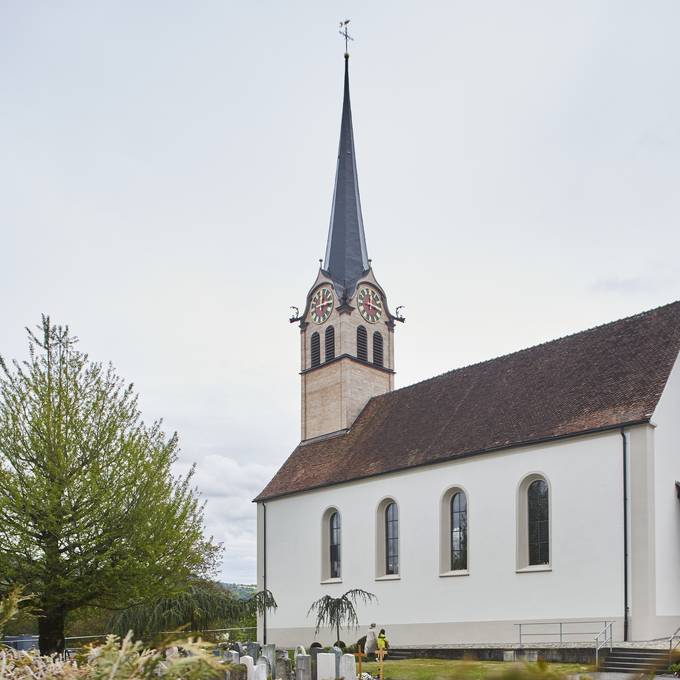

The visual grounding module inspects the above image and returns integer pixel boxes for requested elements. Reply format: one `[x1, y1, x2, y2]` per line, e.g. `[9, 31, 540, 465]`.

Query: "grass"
[359, 658, 593, 680]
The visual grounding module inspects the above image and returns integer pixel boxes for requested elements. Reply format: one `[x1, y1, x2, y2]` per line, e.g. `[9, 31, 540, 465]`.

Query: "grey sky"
[1, 1, 679, 583]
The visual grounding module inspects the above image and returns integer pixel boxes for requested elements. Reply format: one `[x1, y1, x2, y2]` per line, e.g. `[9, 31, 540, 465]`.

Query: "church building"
[255, 53, 680, 647]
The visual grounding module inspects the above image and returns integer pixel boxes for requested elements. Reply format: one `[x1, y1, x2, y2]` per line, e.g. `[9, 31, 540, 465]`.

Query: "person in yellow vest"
[376, 628, 389, 660]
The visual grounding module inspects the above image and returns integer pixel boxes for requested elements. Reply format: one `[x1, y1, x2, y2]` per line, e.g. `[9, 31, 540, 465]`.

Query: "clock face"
[310, 287, 334, 324]
[357, 287, 383, 323]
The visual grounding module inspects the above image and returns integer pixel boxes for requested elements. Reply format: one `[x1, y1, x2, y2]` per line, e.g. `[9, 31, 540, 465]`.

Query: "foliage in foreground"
[0, 632, 226, 680]
[0, 317, 221, 655]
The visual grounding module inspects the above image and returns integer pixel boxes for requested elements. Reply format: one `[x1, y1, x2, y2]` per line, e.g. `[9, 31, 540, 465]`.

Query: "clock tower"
[294, 53, 402, 442]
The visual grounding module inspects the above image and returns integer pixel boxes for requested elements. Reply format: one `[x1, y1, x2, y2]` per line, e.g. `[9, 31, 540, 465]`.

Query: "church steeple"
[323, 54, 369, 297]
[296, 46, 397, 443]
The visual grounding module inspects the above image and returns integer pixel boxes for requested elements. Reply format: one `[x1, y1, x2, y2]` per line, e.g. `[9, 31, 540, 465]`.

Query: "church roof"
[256, 301, 680, 502]
[322, 55, 369, 296]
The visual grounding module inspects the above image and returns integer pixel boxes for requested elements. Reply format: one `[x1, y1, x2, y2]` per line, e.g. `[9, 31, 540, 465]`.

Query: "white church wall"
[259, 429, 626, 646]
[651, 354, 680, 633]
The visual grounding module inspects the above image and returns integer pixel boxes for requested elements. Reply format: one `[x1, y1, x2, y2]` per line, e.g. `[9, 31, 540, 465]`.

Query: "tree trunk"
[38, 608, 66, 656]
[336, 622, 340, 645]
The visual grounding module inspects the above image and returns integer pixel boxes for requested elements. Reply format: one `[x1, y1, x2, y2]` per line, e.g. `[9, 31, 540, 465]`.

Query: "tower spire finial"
[339, 19, 353, 57]
[323, 23, 369, 297]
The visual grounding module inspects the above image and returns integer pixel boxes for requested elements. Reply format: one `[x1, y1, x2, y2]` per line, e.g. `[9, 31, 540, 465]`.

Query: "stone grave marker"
[331, 647, 343, 678]
[276, 648, 293, 680]
[241, 655, 255, 680]
[316, 653, 336, 680]
[263, 644, 276, 675]
[295, 654, 311, 680]
[340, 654, 357, 680]
[246, 643, 262, 662]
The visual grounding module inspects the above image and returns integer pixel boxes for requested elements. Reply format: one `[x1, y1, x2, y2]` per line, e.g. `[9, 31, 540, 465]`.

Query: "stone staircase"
[599, 647, 671, 674]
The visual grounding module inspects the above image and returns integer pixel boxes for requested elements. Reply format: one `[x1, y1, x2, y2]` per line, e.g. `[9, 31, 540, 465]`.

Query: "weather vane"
[339, 19, 353, 54]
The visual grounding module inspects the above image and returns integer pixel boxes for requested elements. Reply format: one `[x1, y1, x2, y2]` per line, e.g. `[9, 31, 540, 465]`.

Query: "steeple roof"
[323, 54, 369, 296]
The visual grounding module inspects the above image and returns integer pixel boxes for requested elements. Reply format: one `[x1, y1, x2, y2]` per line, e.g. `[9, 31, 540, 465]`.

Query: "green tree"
[110, 580, 276, 638]
[308, 589, 376, 644]
[0, 317, 220, 655]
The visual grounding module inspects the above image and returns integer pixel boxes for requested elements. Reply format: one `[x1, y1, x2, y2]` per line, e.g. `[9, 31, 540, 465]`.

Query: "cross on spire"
[339, 19, 353, 55]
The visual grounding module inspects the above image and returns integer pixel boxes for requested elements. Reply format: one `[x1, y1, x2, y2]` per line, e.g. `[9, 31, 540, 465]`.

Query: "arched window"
[311, 332, 320, 368]
[528, 479, 549, 565]
[385, 502, 399, 575]
[373, 331, 384, 367]
[325, 326, 335, 362]
[450, 491, 468, 571]
[357, 326, 368, 362]
[329, 511, 341, 578]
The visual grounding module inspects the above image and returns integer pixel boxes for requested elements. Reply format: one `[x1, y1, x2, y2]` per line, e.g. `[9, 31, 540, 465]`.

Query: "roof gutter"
[262, 502, 267, 644]
[255, 418, 651, 503]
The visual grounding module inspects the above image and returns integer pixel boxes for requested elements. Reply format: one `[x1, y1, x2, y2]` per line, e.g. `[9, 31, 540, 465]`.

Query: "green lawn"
[360, 658, 592, 680]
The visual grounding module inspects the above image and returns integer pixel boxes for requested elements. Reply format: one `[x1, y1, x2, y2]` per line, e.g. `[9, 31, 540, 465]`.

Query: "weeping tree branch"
[308, 589, 376, 643]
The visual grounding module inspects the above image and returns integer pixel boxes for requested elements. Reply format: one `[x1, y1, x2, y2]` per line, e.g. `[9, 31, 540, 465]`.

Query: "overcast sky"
[1, 1, 679, 583]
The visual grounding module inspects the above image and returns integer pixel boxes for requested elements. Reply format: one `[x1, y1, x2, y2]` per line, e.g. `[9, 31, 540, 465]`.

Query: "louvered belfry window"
[311, 332, 320, 368]
[325, 326, 335, 362]
[373, 331, 384, 367]
[357, 326, 368, 362]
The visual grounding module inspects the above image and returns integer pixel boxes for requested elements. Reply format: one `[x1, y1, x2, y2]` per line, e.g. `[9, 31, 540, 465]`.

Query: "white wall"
[652, 354, 680, 629]
[259, 430, 626, 646]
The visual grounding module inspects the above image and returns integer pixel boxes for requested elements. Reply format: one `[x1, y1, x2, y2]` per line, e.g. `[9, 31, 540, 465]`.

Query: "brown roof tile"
[256, 301, 680, 501]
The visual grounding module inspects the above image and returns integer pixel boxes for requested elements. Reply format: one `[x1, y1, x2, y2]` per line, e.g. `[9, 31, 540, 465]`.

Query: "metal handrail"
[515, 621, 611, 646]
[594, 621, 613, 668]
[669, 624, 680, 664]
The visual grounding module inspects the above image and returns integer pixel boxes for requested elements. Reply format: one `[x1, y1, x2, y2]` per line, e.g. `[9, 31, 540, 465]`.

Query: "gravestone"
[331, 647, 343, 678]
[246, 643, 262, 662]
[317, 653, 336, 680]
[296, 654, 311, 680]
[523, 651, 538, 662]
[241, 655, 255, 680]
[254, 662, 268, 680]
[263, 644, 276, 675]
[230, 642, 245, 655]
[309, 646, 323, 680]
[503, 651, 515, 662]
[277, 648, 293, 680]
[256, 656, 271, 676]
[295, 646, 307, 658]
[229, 651, 241, 665]
[340, 654, 357, 680]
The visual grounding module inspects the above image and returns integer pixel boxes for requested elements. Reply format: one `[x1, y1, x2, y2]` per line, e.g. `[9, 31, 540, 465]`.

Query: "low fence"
[2, 627, 257, 655]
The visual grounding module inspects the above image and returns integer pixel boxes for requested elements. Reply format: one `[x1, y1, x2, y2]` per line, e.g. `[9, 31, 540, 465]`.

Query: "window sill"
[375, 574, 400, 581]
[320, 577, 343, 585]
[439, 569, 470, 578]
[516, 564, 551, 573]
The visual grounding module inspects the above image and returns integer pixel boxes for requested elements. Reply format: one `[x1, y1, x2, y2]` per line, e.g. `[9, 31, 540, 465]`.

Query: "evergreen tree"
[0, 317, 220, 655]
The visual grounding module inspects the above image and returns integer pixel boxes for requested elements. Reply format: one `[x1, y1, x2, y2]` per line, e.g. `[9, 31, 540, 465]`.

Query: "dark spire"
[323, 54, 369, 296]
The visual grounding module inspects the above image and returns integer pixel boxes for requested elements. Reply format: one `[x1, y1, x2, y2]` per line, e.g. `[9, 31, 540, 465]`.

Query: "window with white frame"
[439, 486, 469, 575]
[517, 474, 551, 570]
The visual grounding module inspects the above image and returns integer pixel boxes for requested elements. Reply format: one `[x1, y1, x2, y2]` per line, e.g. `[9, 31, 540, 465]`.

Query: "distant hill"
[221, 583, 257, 600]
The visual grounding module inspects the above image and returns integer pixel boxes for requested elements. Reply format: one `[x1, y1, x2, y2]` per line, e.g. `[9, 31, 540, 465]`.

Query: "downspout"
[262, 502, 267, 644]
[621, 428, 629, 642]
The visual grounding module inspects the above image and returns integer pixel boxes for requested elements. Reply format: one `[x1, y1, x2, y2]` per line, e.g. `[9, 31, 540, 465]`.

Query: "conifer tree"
[0, 317, 220, 655]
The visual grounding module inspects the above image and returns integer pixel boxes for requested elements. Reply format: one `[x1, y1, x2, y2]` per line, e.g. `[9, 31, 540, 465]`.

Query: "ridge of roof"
[375, 299, 680, 402]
